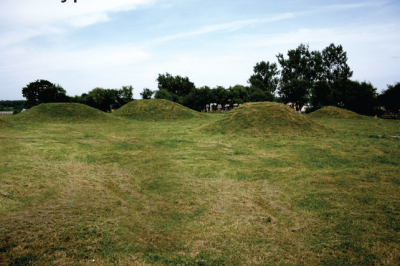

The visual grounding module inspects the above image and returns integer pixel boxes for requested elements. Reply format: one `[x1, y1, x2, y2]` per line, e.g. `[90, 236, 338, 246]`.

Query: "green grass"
[7, 102, 115, 123]
[199, 102, 331, 135]
[0, 118, 11, 128]
[308, 106, 372, 119]
[0, 105, 399, 265]
[113, 99, 207, 121]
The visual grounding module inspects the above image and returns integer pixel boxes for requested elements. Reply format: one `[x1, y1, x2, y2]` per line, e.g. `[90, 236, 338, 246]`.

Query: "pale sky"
[0, 0, 399, 100]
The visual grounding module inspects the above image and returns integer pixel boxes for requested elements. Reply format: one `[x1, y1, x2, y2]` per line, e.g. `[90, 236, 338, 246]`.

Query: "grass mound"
[0, 118, 11, 128]
[9, 103, 113, 123]
[200, 102, 331, 134]
[308, 106, 370, 119]
[113, 99, 204, 121]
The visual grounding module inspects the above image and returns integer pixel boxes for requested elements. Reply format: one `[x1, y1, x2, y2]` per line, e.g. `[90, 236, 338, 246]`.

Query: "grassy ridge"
[200, 102, 331, 135]
[6, 103, 114, 123]
[113, 99, 206, 121]
[0, 108, 399, 265]
[308, 106, 372, 119]
[0, 118, 11, 128]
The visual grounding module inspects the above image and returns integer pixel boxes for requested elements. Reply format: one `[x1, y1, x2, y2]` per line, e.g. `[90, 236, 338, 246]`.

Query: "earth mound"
[308, 106, 369, 119]
[9, 103, 113, 123]
[0, 118, 11, 128]
[113, 99, 204, 121]
[199, 102, 331, 135]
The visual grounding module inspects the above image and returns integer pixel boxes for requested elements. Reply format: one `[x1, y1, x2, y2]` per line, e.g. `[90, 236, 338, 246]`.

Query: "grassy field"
[0, 102, 399, 265]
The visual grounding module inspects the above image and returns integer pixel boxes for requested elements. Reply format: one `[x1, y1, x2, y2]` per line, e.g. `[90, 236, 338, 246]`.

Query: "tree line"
[19, 43, 399, 117]
[21, 79, 134, 112]
[0, 100, 26, 114]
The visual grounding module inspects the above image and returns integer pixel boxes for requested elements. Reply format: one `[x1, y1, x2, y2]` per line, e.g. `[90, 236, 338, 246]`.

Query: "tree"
[378, 82, 400, 118]
[336, 80, 377, 116]
[310, 44, 354, 110]
[321, 43, 353, 84]
[276, 44, 320, 111]
[140, 88, 154, 99]
[310, 80, 344, 110]
[118, 85, 134, 105]
[279, 79, 310, 111]
[82, 87, 112, 111]
[22, 79, 67, 108]
[248, 89, 274, 103]
[154, 89, 177, 102]
[212, 86, 229, 109]
[156, 73, 196, 99]
[80, 86, 134, 112]
[228, 85, 248, 108]
[182, 86, 212, 111]
[248, 61, 280, 94]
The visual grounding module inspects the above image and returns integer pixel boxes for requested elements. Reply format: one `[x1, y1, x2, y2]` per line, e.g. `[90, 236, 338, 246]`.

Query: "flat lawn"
[0, 114, 399, 265]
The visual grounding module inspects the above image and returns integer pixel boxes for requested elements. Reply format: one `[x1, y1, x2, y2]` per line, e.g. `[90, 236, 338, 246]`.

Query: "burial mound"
[200, 102, 331, 134]
[113, 99, 204, 121]
[9, 103, 113, 123]
[308, 106, 369, 119]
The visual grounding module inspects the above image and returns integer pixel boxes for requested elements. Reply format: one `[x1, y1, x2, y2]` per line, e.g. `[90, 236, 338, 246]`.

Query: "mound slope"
[308, 106, 369, 119]
[113, 99, 203, 121]
[200, 102, 331, 135]
[0, 118, 11, 128]
[9, 103, 113, 123]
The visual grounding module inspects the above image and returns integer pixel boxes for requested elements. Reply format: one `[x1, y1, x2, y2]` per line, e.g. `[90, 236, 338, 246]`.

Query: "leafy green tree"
[321, 43, 353, 84]
[22, 79, 68, 108]
[336, 80, 377, 116]
[154, 89, 177, 102]
[276, 44, 320, 111]
[247, 89, 274, 102]
[279, 79, 310, 111]
[310, 44, 354, 110]
[156, 73, 196, 99]
[118, 85, 134, 104]
[212, 86, 229, 109]
[82, 87, 111, 111]
[228, 85, 249, 108]
[140, 88, 154, 99]
[378, 82, 400, 118]
[248, 61, 280, 94]
[80, 86, 134, 112]
[182, 86, 213, 111]
[310, 80, 344, 110]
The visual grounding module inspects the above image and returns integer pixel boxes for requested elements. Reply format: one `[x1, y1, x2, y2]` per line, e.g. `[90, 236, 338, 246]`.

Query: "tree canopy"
[321, 43, 353, 83]
[378, 82, 400, 118]
[248, 61, 280, 94]
[274, 43, 371, 114]
[22, 79, 68, 108]
[77, 86, 134, 112]
[276, 44, 319, 111]
[156, 73, 195, 99]
[140, 88, 154, 99]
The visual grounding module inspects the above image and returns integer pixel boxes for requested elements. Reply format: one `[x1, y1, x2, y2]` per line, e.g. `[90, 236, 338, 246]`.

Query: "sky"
[0, 0, 399, 100]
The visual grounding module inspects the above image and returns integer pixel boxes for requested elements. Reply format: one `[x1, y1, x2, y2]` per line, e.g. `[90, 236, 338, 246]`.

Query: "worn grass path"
[0, 113, 399, 265]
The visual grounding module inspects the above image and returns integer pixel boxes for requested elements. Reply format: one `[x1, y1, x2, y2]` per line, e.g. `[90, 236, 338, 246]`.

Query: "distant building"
[0, 111, 13, 115]
[286, 103, 308, 113]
